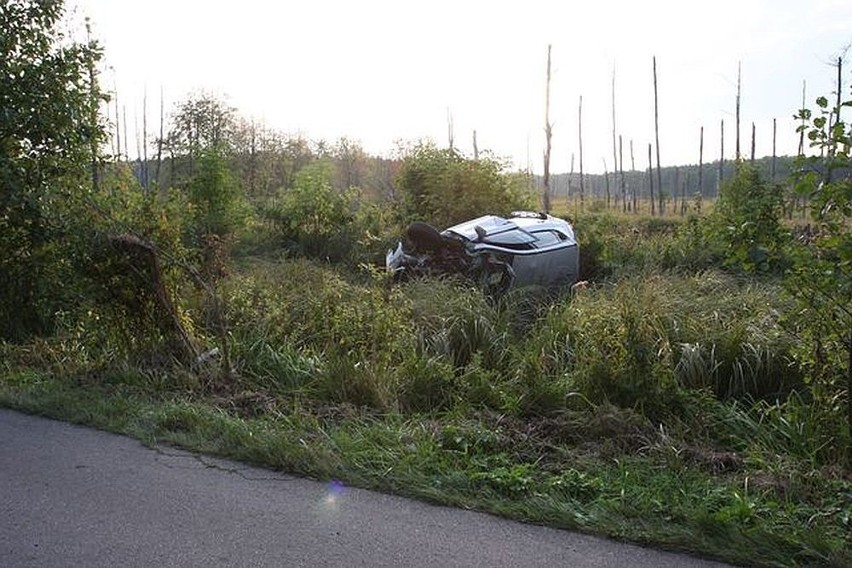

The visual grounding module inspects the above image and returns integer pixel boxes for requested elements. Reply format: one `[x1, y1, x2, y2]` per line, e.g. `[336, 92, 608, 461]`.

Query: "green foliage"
[396, 143, 535, 228]
[188, 148, 248, 238]
[260, 160, 393, 263]
[711, 162, 787, 273]
[0, 0, 106, 340]
[787, 85, 852, 451]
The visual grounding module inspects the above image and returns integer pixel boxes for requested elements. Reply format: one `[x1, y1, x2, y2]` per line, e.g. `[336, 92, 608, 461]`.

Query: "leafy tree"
[189, 148, 247, 238]
[711, 161, 787, 273]
[164, 93, 237, 186]
[788, 84, 852, 450]
[0, 0, 106, 340]
[396, 144, 535, 229]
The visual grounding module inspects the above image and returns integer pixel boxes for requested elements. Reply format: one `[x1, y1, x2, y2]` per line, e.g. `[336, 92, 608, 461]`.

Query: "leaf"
[816, 96, 829, 108]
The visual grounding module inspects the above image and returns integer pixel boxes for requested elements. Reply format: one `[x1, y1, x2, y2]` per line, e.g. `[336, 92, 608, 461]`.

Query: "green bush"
[710, 162, 787, 273]
[395, 143, 535, 228]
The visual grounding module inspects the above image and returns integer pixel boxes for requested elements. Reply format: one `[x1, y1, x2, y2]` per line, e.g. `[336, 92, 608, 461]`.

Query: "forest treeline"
[123, 89, 800, 212]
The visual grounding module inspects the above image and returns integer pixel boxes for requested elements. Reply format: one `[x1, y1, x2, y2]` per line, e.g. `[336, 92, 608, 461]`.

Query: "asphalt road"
[0, 409, 732, 567]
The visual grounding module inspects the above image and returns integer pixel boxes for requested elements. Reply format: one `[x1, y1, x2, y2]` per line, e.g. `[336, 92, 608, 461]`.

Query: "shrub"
[395, 143, 535, 228]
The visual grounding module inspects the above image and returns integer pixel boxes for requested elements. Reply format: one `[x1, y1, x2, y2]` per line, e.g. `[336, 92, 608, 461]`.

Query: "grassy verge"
[1, 366, 849, 567]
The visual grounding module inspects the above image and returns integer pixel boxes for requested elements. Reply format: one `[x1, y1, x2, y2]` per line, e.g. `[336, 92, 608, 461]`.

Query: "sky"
[66, 0, 852, 174]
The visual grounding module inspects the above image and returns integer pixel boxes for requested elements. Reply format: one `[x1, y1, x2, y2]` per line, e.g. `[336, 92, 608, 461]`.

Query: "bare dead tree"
[619, 134, 627, 213]
[134, 109, 141, 182]
[672, 166, 679, 215]
[630, 139, 637, 212]
[114, 80, 121, 161]
[611, 63, 618, 211]
[682, 172, 690, 216]
[143, 87, 149, 191]
[798, 80, 807, 156]
[543, 44, 553, 213]
[736, 62, 742, 161]
[567, 152, 575, 207]
[648, 142, 655, 215]
[750, 122, 756, 163]
[447, 108, 454, 151]
[772, 118, 777, 182]
[473, 130, 479, 160]
[698, 126, 704, 211]
[578, 95, 585, 209]
[602, 158, 611, 208]
[653, 56, 663, 215]
[155, 86, 164, 190]
[84, 18, 99, 193]
[719, 119, 725, 193]
[123, 105, 129, 163]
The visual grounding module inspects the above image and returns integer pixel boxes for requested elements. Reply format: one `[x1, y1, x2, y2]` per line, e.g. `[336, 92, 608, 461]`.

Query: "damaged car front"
[386, 211, 579, 294]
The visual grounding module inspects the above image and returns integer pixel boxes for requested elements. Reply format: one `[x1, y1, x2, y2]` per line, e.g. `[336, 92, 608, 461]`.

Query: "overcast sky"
[68, 0, 852, 174]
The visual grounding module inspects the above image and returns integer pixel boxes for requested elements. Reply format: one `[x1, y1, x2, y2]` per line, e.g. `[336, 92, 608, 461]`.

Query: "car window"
[531, 230, 564, 248]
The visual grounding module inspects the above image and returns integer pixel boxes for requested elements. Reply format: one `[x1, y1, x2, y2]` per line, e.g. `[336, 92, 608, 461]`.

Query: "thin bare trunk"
[85, 19, 99, 193]
[619, 135, 626, 213]
[719, 119, 725, 193]
[611, 64, 618, 211]
[672, 166, 679, 215]
[143, 88, 149, 192]
[578, 95, 585, 209]
[736, 61, 742, 161]
[567, 152, 575, 207]
[473, 130, 479, 160]
[122, 105, 129, 163]
[648, 143, 655, 215]
[543, 45, 553, 213]
[698, 126, 704, 210]
[155, 86, 164, 190]
[602, 158, 610, 209]
[630, 139, 637, 212]
[653, 56, 663, 215]
[447, 108, 454, 152]
[750, 122, 756, 163]
[798, 80, 807, 156]
[772, 118, 777, 182]
[114, 81, 121, 161]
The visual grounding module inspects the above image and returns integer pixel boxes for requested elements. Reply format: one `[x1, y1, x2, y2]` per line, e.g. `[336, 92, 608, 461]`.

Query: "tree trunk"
[114, 82, 121, 162]
[698, 126, 704, 212]
[567, 152, 574, 207]
[772, 118, 777, 182]
[630, 139, 637, 213]
[543, 44, 553, 213]
[653, 56, 663, 215]
[578, 95, 585, 210]
[611, 64, 618, 211]
[750, 122, 756, 163]
[619, 135, 627, 213]
[736, 62, 742, 161]
[719, 119, 725, 194]
[648, 143, 655, 216]
[108, 234, 198, 365]
[155, 86, 164, 190]
[447, 108, 454, 152]
[602, 158, 611, 208]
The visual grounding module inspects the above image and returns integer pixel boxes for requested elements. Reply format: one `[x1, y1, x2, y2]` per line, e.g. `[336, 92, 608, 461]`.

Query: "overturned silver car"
[386, 211, 579, 294]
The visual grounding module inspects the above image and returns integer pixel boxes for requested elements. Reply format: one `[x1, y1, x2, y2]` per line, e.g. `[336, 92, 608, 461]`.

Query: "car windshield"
[443, 216, 538, 246]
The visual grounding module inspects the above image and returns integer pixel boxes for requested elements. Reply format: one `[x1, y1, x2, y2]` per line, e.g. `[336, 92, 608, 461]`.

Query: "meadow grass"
[2, 211, 850, 567]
